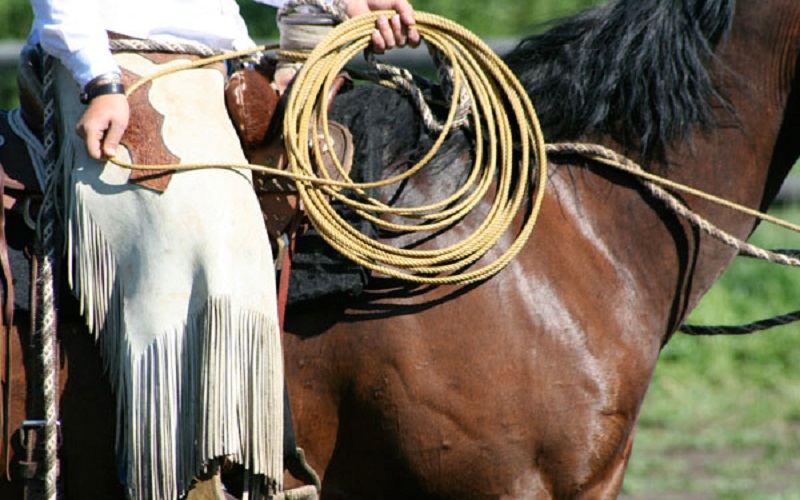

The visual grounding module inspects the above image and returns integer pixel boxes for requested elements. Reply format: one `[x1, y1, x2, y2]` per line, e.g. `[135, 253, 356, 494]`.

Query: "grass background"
[2, 0, 800, 497]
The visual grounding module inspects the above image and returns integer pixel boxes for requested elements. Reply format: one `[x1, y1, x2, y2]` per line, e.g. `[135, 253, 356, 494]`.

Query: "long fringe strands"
[122, 299, 282, 498]
[63, 171, 282, 500]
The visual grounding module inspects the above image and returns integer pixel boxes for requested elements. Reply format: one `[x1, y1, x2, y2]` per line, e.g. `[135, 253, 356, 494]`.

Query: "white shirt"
[29, 0, 286, 88]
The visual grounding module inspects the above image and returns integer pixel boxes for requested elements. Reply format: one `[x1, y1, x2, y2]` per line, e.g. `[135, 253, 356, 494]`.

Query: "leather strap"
[0, 156, 14, 480]
[274, 214, 322, 491]
[277, 214, 303, 332]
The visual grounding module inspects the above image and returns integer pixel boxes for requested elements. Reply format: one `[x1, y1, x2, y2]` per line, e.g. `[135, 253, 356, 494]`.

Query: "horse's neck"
[671, 0, 800, 252]
[582, 0, 800, 330]
[718, 0, 800, 207]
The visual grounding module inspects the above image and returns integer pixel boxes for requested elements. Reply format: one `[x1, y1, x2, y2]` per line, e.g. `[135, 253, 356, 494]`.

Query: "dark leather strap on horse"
[277, 216, 300, 331]
[275, 215, 322, 493]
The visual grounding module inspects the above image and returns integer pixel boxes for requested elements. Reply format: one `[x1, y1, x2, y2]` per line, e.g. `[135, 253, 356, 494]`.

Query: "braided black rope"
[679, 248, 800, 335]
[679, 310, 800, 335]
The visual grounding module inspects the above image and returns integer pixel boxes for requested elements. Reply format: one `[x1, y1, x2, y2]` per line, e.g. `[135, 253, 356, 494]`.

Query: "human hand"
[76, 93, 130, 160]
[344, 0, 420, 53]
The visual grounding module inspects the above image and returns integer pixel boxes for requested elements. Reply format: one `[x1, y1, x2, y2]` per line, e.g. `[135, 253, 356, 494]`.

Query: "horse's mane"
[503, 0, 736, 160]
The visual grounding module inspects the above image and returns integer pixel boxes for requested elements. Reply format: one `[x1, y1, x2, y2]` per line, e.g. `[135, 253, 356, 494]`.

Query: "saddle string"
[107, 16, 800, 330]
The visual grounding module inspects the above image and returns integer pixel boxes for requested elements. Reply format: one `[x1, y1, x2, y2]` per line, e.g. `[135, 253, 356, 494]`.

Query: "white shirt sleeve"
[30, 0, 120, 88]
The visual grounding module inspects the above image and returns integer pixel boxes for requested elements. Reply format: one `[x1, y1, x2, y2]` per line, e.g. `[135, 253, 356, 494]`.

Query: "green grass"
[622, 202, 800, 498]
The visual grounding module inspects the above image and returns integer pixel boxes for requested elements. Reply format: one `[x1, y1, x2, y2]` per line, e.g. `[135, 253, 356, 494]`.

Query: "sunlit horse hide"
[43, 51, 284, 499]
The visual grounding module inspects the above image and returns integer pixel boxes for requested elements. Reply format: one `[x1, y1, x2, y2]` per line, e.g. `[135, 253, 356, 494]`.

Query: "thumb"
[101, 120, 126, 158]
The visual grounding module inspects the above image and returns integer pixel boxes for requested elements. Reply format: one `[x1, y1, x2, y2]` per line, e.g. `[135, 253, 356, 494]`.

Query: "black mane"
[503, 0, 736, 160]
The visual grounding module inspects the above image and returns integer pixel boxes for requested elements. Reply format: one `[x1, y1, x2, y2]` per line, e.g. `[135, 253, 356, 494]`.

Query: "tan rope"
[284, 12, 551, 283]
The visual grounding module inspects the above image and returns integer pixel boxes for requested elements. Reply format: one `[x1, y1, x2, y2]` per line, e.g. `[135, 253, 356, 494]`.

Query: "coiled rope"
[283, 12, 548, 284]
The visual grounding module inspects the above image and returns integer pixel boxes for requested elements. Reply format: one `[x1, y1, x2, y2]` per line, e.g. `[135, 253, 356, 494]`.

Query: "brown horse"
[1, 0, 799, 497]
[281, 0, 800, 498]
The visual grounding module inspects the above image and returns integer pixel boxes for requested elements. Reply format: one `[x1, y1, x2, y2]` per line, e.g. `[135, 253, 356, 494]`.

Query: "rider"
[25, 0, 417, 498]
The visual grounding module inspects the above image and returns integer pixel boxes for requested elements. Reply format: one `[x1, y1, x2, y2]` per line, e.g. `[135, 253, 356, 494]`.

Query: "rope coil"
[282, 11, 548, 284]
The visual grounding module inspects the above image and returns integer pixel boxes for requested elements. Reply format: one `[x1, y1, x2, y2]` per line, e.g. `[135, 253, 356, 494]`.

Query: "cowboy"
[23, 0, 418, 498]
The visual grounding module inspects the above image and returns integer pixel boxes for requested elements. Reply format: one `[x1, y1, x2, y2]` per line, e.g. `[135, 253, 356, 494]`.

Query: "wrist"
[80, 72, 125, 105]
